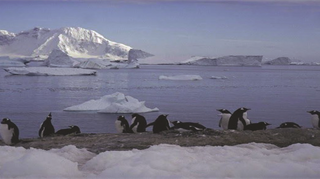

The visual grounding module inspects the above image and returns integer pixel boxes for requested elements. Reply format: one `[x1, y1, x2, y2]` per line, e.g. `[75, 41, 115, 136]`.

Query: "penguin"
[115, 115, 132, 133]
[217, 109, 232, 130]
[228, 107, 251, 130]
[307, 110, 320, 129]
[171, 121, 206, 132]
[277, 122, 301, 129]
[39, 112, 55, 138]
[244, 122, 270, 131]
[0, 118, 19, 145]
[130, 113, 147, 133]
[56, 125, 81, 135]
[146, 114, 171, 133]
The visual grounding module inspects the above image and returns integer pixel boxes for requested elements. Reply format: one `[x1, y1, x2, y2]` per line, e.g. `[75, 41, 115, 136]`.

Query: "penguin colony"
[0, 109, 320, 145]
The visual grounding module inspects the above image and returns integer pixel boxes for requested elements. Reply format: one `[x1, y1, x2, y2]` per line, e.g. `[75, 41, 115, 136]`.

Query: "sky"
[0, 0, 319, 63]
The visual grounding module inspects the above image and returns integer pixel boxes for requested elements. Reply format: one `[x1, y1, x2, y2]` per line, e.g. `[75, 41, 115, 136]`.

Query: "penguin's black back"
[244, 122, 270, 131]
[4, 119, 19, 143]
[56, 126, 81, 135]
[278, 122, 301, 129]
[149, 115, 170, 133]
[130, 113, 147, 132]
[39, 113, 55, 137]
[118, 116, 131, 133]
[172, 121, 206, 131]
[228, 108, 247, 129]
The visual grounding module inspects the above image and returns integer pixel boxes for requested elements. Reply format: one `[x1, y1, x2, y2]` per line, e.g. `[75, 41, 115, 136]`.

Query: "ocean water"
[0, 65, 319, 138]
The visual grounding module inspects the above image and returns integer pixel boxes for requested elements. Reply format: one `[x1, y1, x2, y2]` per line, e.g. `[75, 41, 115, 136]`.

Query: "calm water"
[0, 65, 319, 138]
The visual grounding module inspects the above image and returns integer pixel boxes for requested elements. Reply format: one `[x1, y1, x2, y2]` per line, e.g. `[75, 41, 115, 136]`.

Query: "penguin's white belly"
[220, 115, 230, 130]
[0, 124, 13, 145]
[311, 115, 319, 129]
[115, 120, 123, 133]
[132, 122, 139, 133]
[237, 122, 244, 130]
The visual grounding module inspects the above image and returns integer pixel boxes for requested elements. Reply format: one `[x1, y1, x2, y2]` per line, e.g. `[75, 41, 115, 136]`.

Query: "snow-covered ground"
[4, 67, 97, 76]
[159, 75, 203, 81]
[64, 92, 159, 113]
[0, 143, 319, 179]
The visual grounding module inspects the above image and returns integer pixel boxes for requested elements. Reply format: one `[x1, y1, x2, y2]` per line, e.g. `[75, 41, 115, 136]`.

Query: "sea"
[0, 64, 320, 138]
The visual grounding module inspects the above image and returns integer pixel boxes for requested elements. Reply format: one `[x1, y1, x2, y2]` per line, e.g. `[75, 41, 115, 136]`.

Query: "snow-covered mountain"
[0, 27, 133, 61]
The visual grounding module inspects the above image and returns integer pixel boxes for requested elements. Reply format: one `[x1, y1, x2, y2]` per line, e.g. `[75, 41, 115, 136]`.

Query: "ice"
[0, 143, 320, 178]
[210, 76, 228, 79]
[64, 92, 159, 113]
[180, 55, 263, 67]
[4, 67, 97, 76]
[0, 56, 26, 67]
[159, 75, 203, 81]
[264, 57, 292, 65]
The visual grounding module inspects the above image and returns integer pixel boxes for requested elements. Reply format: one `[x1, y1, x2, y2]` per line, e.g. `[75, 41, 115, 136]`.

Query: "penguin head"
[308, 110, 320, 115]
[217, 109, 231, 114]
[46, 113, 52, 120]
[69, 125, 81, 134]
[117, 115, 126, 121]
[240, 107, 251, 112]
[1, 118, 11, 124]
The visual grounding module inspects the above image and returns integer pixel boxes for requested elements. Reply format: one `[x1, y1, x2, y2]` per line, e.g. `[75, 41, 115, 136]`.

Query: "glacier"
[180, 55, 263, 67]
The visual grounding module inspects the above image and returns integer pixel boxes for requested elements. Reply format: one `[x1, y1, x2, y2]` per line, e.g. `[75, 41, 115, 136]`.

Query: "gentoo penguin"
[0, 118, 19, 145]
[277, 122, 301, 129]
[56, 126, 81, 135]
[228, 107, 251, 130]
[130, 113, 147, 133]
[115, 116, 132, 133]
[244, 122, 270, 131]
[146, 114, 171, 133]
[39, 112, 55, 138]
[217, 109, 232, 130]
[171, 121, 206, 132]
[307, 110, 320, 129]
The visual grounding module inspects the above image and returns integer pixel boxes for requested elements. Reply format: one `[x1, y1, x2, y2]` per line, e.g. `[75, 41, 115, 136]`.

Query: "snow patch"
[159, 75, 203, 81]
[64, 92, 159, 113]
[4, 67, 97, 76]
[1, 143, 320, 178]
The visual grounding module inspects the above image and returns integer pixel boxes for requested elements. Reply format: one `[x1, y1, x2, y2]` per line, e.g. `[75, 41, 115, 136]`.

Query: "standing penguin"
[146, 114, 171, 133]
[39, 112, 55, 138]
[228, 107, 251, 130]
[130, 113, 147, 133]
[115, 116, 132, 133]
[244, 122, 270, 131]
[217, 109, 232, 130]
[0, 118, 19, 145]
[56, 125, 81, 135]
[171, 121, 206, 132]
[307, 110, 320, 129]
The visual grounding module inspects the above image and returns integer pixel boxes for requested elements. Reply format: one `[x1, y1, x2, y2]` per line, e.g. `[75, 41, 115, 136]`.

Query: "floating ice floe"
[159, 75, 202, 81]
[1, 143, 320, 178]
[4, 67, 97, 76]
[64, 92, 159, 113]
[210, 76, 228, 80]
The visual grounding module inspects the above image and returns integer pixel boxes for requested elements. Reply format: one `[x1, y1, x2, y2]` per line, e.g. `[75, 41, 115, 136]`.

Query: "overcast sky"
[1, 0, 319, 62]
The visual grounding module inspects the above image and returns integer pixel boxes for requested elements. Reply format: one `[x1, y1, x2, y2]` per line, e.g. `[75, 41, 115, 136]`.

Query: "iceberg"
[159, 75, 203, 81]
[4, 67, 97, 76]
[264, 57, 291, 65]
[64, 92, 159, 113]
[180, 55, 263, 67]
[0, 56, 26, 67]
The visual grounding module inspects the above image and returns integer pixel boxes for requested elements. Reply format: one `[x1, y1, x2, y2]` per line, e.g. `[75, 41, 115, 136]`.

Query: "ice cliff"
[264, 57, 291, 65]
[0, 27, 150, 62]
[180, 55, 263, 67]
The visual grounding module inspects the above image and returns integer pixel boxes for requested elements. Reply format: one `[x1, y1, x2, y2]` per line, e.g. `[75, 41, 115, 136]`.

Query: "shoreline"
[1, 128, 320, 154]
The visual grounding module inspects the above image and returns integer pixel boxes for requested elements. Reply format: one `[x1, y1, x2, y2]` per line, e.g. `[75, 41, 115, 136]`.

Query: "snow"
[0, 56, 26, 67]
[180, 55, 263, 67]
[64, 92, 159, 113]
[0, 27, 132, 61]
[4, 67, 97, 76]
[0, 143, 320, 178]
[159, 75, 203, 81]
